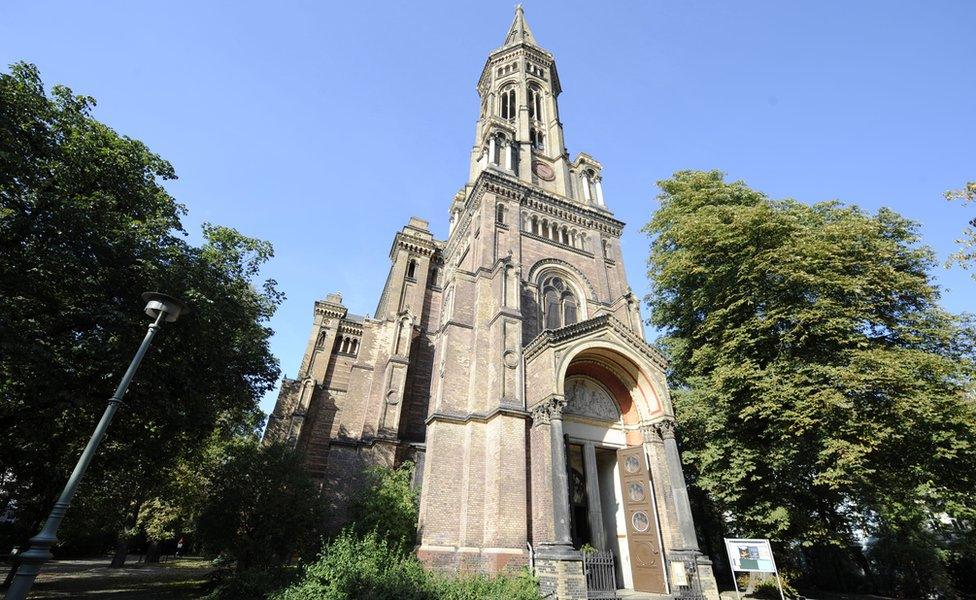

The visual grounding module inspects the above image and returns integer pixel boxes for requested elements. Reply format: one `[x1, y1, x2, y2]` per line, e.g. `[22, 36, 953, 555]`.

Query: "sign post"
[723, 538, 785, 600]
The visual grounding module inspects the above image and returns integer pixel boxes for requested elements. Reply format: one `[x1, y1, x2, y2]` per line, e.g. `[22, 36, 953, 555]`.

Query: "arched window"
[531, 216, 539, 235]
[496, 204, 506, 225]
[540, 275, 581, 330]
[602, 239, 612, 259]
[586, 170, 599, 202]
[530, 129, 545, 152]
[544, 287, 561, 330]
[406, 259, 417, 280]
[500, 88, 517, 120]
[430, 267, 439, 287]
[528, 85, 544, 121]
[563, 294, 578, 326]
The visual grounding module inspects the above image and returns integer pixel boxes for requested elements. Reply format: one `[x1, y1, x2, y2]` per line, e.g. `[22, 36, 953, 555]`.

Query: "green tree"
[0, 62, 281, 563]
[946, 181, 976, 277]
[196, 438, 326, 572]
[643, 170, 976, 596]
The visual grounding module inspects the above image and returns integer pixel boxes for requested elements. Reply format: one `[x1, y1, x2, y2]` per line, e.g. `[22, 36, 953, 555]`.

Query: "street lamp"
[4, 292, 187, 600]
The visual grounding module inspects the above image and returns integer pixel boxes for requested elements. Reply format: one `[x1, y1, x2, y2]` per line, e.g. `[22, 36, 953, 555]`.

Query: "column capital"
[531, 395, 567, 427]
[641, 417, 677, 442]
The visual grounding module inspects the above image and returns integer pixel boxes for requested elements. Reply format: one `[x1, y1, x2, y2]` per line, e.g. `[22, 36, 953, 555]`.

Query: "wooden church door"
[617, 446, 667, 593]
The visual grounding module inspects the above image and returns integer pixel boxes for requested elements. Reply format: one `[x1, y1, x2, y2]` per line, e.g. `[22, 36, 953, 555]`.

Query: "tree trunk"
[109, 537, 129, 568]
[145, 540, 161, 564]
[109, 499, 143, 568]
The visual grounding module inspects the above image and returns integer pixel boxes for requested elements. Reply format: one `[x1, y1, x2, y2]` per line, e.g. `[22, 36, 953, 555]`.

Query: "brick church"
[265, 7, 718, 599]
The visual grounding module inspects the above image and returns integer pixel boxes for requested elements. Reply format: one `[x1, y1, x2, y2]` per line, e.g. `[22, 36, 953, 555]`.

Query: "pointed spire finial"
[503, 4, 538, 48]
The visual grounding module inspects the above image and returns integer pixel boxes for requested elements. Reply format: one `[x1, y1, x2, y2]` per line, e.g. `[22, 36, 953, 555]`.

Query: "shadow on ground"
[3, 557, 210, 599]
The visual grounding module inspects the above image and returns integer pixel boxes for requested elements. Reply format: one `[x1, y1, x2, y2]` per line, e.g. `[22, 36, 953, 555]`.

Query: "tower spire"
[503, 5, 538, 48]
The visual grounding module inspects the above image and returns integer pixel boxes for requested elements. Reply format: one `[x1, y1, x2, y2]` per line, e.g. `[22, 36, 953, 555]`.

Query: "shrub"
[430, 568, 538, 600]
[751, 572, 799, 599]
[272, 529, 539, 600]
[350, 462, 419, 551]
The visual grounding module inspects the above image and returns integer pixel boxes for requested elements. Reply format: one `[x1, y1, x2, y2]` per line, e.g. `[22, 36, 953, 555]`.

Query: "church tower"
[266, 8, 718, 599]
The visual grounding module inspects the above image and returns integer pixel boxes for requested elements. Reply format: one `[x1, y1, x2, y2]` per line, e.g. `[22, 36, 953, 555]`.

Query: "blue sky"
[2, 1, 973, 417]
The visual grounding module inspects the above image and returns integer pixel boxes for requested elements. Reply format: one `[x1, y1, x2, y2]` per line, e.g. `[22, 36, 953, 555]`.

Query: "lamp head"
[142, 292, 188, 323]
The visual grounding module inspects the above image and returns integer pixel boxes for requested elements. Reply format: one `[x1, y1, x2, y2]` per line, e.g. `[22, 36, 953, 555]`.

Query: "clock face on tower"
[532, 161, 555, 181]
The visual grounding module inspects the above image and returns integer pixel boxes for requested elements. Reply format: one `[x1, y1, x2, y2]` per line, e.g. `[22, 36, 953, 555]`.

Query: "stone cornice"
[444, 170, 624, 265]
[314, 300, 347, 320]
[389, 231, 438, 260]
[522, 313, 669, 370]
[521, 230, 596, 258]
[478, 44, 560, 96]
[426, 405, 529, 426]
[337, 321, 363, 335]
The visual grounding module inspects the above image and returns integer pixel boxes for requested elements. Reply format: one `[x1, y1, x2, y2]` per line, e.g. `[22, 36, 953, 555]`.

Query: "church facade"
[265, 8, 718, 599]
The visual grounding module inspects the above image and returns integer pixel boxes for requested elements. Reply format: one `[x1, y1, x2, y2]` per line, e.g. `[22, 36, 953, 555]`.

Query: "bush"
[272, 529, 539, 600]
[350, 462, 419, 551]
[751, 572, 800, 599]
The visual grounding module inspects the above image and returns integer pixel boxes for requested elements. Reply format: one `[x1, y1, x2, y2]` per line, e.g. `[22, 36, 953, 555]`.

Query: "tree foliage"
[196, 438, 326, 571]
[350, 462, 419, 552]
[946, 181, 976, 277]
[0, 62, 282, 553]
[643, 170, 976, 595]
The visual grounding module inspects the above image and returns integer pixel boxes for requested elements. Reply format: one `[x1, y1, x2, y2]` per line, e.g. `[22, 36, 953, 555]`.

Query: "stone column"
[595, 178, 606, 207]
[583, 442, 607, 550]
[532, 397, 575, 554]
[654, 418, 699, 551]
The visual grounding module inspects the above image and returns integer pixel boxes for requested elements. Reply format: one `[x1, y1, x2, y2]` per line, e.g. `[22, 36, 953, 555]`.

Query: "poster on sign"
[725, 538, 776, 572]
[723, 538, 785, 600]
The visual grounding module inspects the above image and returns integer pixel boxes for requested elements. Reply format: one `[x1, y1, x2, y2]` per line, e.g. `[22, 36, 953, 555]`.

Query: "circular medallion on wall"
[532, 161, 555, 181]
[624, 455, 640, 474]
[632, 510, 650, 533]
[628, 482, 645, 502]
[503, 350, 519, 369]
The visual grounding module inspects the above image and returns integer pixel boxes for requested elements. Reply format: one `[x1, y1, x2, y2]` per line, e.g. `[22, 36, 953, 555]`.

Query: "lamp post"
[4, 293, 187, 600]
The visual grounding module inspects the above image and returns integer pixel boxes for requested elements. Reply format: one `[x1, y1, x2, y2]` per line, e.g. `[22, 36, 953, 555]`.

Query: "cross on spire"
[503, 4, 539, 48]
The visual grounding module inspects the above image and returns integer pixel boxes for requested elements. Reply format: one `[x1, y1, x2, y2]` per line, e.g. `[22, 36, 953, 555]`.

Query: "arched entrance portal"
[524, 314, 718, 598]
[561, 355, 667, 594]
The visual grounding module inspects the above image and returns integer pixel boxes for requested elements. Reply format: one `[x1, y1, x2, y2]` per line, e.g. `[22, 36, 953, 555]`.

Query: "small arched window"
[496, 204, 506, 225]
[430, 267, 439, 287]
[500, 88, 517, 120]
[406, 259, 417, 280]
[540, 275, 580, 330]
[492, 134, 506, 165]
[528, 85, 544, 121]
[530, 129, 545, 152]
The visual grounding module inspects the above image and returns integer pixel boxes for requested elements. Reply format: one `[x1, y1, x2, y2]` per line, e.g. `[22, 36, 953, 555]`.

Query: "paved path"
[2, 557, 210, 599]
